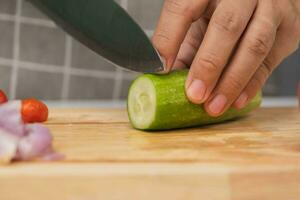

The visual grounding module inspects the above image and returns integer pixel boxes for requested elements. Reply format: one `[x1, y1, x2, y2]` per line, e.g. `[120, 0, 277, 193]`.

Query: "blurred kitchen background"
[0, 0, 299, 102]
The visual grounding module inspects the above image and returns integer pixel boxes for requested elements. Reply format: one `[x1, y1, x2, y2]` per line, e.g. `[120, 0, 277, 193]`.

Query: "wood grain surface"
[0, 108, 299, 200]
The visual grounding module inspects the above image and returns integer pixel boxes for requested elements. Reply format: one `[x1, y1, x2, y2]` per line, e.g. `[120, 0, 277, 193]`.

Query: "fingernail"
[234, 92, 248, 109]
[156, 56, 168, 74]
[187, 79, 207, 103]
[157, 57, 173, 74]
[166, 58, 174, 72]
[155, 49, 173, 74]
[208, 94, 228, 115]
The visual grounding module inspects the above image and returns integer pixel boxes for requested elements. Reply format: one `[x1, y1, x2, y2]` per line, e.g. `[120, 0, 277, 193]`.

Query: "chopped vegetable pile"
[0, 90, 61, 164]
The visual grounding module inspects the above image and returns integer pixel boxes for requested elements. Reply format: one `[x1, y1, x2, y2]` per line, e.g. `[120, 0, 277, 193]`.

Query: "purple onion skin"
[0, 101, 61, 163]
[0, 101, 25, 138]
[17, 124, 53, 160]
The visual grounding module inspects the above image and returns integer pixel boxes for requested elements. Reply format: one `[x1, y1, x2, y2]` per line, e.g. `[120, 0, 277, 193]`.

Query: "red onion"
[0, 101, 25, 137]
[0, 101, 61, 163]
[0, 129, 19, 163]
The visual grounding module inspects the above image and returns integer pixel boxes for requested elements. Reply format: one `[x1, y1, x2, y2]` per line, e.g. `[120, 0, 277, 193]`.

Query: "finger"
[233, 57, 278, 109]
[173, 18, 208, 70]
[202, 0, 219, 19]
[205, 0, 282, 117]
[234, 15, 300, 109]
[152, 0, 209, 71]
[297, 82, 300, 108]
[186, 0, 257, 104]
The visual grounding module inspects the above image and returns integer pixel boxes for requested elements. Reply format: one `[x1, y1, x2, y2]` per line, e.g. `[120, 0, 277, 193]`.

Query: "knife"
[28, 0, 164, 73]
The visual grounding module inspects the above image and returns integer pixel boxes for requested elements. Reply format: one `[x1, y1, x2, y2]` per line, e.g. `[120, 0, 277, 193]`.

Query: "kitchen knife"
[28, 0, 164, 73]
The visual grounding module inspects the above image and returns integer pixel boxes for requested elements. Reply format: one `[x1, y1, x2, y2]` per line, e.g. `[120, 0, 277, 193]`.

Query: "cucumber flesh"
[127, 70, 262, 131]
[128, 77, 156, 130]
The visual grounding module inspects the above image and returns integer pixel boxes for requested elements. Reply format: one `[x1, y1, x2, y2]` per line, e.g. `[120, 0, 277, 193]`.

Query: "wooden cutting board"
[0, 108, 299, 200]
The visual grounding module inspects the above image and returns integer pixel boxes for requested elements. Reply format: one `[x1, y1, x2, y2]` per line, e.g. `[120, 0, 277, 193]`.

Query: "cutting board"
[0, 108, 299, 200]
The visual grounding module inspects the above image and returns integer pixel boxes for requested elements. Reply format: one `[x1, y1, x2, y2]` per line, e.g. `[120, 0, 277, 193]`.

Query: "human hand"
[153, 0, 300, 116]
[297, 82, 300, 108]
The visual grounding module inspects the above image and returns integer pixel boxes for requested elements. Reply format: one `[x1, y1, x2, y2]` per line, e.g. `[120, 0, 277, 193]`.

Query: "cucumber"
[127, 70, 262, 131]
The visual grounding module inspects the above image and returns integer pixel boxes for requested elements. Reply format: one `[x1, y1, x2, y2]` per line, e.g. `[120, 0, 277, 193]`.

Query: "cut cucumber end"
[128, 76, 156, 129]
[127, 70, 261, 131]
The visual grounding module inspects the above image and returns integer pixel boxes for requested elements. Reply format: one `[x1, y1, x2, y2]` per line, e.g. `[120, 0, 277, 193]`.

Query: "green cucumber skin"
[128, 70, 262, 131]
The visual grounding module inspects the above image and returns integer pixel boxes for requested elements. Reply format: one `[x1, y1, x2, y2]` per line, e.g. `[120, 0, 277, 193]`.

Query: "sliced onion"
[0, 101, 25, 137]
[0, 101, 61, 163]
[0, 128, 18, 163]
[17, 124, 53, 160]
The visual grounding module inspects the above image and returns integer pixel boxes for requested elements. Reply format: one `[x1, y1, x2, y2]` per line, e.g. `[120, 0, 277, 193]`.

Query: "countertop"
[1, 107, 300, 200]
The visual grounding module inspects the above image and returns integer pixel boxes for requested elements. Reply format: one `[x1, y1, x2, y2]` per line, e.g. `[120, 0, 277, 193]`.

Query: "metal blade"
[28, 0, 164, 73]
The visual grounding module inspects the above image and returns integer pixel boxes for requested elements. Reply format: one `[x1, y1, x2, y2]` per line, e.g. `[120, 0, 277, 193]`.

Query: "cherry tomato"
[0, 90, 8, 104]
[21, 98, 49, 123]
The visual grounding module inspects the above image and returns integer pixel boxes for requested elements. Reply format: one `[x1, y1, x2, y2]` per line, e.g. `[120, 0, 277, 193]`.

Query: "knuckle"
[251, 73, 266, 89]
[225, 73, 245, 93]
[164, 0, 195, 20]
[261, 58, 274, 76]
[196, 53, 221, 74]
[212, 10, 243, 34]
[152, 31, 170, 46]
[270, 0, 283, 23]
[152, 34, 172, 58]
[251, 59, 274, 90]
[246, 27, 274, 56]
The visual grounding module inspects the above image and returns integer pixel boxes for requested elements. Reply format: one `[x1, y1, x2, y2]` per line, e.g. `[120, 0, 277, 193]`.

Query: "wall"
[0, 0, 299, 100]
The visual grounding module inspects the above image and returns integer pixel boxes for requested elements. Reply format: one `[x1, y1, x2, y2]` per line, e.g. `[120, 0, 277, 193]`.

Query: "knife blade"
[28, 0, 164, 73]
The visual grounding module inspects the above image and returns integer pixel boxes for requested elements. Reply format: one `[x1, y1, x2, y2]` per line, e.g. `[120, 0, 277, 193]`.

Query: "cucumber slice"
[127, 70, 262, 130]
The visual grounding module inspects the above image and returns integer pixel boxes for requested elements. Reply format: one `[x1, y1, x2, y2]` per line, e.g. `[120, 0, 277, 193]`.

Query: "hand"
[298, 82, 300, 108]
[153, 0, 300, 116]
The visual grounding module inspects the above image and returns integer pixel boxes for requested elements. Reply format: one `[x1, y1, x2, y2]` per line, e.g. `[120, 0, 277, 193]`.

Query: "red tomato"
[21, 98, 49, 123]
[0, 90, 8, 104]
